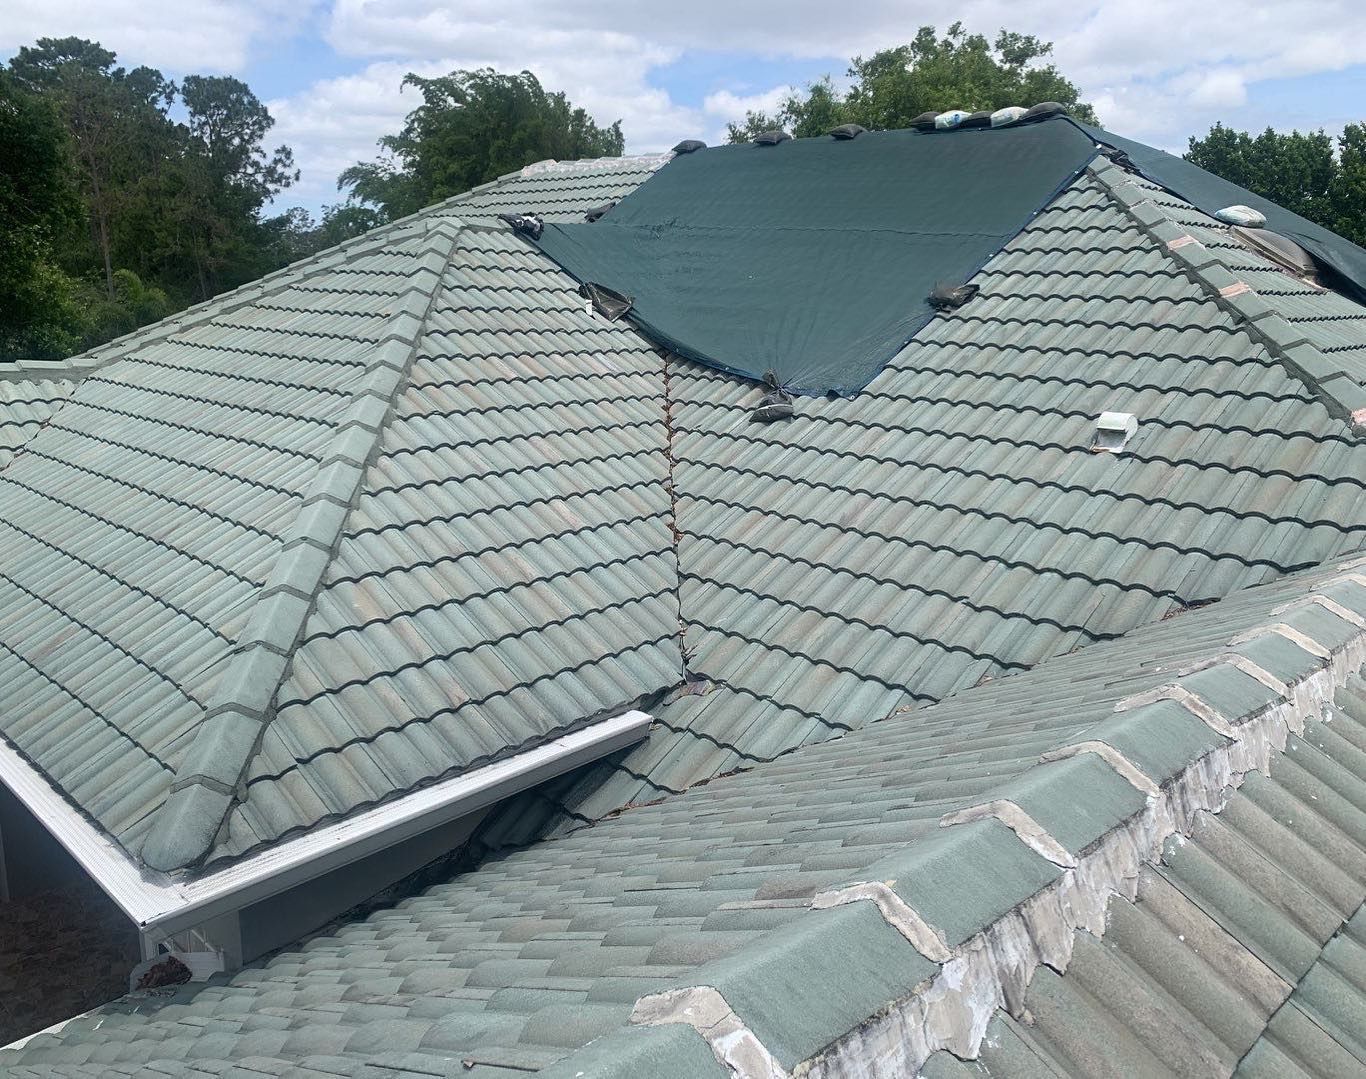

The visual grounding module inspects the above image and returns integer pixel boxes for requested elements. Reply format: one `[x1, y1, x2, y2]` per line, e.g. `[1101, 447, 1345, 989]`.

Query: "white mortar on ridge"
[796, 632, 1364, 1079]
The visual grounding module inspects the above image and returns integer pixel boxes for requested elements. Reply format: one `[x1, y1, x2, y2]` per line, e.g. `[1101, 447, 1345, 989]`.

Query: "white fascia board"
[0, 710, 651, 940]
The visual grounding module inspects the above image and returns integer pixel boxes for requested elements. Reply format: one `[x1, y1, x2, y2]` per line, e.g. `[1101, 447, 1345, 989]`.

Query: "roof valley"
[139, 220, 468, 873]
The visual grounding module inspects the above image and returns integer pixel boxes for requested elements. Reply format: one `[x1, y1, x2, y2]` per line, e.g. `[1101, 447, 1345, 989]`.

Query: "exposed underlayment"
[629, 563, 1366, 1078]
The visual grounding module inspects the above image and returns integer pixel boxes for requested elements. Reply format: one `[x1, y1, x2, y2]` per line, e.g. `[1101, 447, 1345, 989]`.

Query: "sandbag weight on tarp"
[1022, 102, 1068, 123]
[928, 282, 980, 310]
[1215, 205, 1266, 228]
[579, 282, 634, 321]
[753, 130, 792, 145]
[751, 381, 795, 422]
[497, 212, 544, 240]
[585, 202, 616, 222]
[672, 139, 706, 154]
[829, 124, 866, 140]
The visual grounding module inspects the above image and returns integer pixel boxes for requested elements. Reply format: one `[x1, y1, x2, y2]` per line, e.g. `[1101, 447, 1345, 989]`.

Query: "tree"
[1, 36, 305, 358]
[340, 68, 624, 221]
[1185, 124, 1337, 224]
[1186, 122, 1366, 247]
[0, 70, 85, 360]
[726, 23, 1096, 142]
[171, 75, 299, 297]
[1335, 124, 1366, 246]
[7, 38, 174, 297]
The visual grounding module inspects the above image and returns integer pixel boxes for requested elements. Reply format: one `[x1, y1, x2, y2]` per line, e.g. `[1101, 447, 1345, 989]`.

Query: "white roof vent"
[990, 106, 1027, 128]
[1231, 225, 1321, 285]
[1093, 411, 1138, 453]
[1214, 205, 1266, 228]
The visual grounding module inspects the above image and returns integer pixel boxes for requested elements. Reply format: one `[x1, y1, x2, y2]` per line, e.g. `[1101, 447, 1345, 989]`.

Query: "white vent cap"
[1093, 411, 1138, 453]
[990, 106, 1028, 128]
[1215, 205, 1266, 228]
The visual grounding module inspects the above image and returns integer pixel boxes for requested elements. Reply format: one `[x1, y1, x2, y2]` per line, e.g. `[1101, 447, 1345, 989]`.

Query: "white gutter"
[0, 710, 651, 940]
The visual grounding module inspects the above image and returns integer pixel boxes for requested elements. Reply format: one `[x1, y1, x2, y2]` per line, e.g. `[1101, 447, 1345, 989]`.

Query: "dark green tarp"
[533, 120, 1099, 394]
[1080, 123, 1366, 309]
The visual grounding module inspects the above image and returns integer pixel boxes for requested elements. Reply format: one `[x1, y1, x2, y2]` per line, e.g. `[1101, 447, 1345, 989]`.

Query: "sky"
[5, 0, 1366, 218]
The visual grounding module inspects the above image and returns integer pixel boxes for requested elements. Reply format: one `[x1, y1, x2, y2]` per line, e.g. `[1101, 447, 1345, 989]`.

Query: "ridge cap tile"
[1088, 156, 1366, 436]
[138, 223, 464, 873]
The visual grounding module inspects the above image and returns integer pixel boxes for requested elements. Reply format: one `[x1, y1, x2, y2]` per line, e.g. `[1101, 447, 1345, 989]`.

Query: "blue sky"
[6, 1, 1366, 217]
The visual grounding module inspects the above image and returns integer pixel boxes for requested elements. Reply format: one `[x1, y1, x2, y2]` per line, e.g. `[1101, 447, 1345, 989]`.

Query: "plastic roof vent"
[1231, 225, 1321, 284]
[1092, 411, 1138, 453]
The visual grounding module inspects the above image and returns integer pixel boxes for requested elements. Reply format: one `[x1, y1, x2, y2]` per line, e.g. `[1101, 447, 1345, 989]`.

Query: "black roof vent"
[928, 282, 980, 310]
[497, 212, 544, 240]
[584, 201, 615, 223]
[672, 139, 706, 154]
[961, 111, 993, 128]
[1022, 101, 1068, 122]
[829, 123, 866, 140]
[753, 129, 792, 146]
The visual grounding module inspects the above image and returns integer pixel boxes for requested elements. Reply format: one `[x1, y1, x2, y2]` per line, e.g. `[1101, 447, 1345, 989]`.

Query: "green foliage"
[340, 68, 624, 220]
[726, 24, 1096, 143]
[82, 269, 174, 342]
[0, 69, 85, 361]
[1186, 122, 1366, 247]
[0, 36, 303, 361]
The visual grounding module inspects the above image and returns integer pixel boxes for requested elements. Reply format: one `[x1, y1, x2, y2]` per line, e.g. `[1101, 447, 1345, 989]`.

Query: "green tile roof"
[484, 159, 1366, 842]
[0, 376, 74, 471]
[921, 678, 1366, 1078]
[4, 549, 1365, 1076]
[0, 131, 1365, 1012]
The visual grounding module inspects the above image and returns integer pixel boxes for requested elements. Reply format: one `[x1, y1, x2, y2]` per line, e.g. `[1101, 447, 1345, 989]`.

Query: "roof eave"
[0, 709, 652, 942]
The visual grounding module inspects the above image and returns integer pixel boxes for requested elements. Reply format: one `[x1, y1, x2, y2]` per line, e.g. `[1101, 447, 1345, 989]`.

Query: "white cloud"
[20, 0, 1365, 212]
[0, 0, 308, 73]
[700, 85, 795, 141]
[308, 0, 1366, 159]
[266, 60, 441, 211]
[1186, 69, 1248, 110]
[702, 85, 795, 118]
